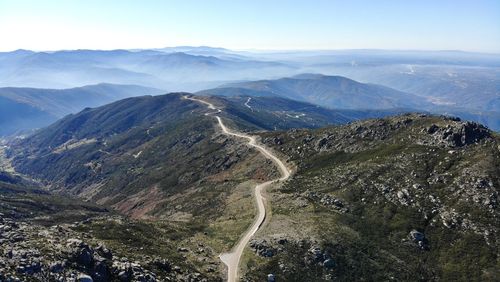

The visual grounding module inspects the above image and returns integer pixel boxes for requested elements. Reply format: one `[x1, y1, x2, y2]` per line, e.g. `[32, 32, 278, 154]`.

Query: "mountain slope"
[9, 93, 284, 215]
[0, 170, 107, 223]
[241, 114, 499, 281]
[200, 74, 500, 131]
[0, 83, 164, 136]
[200, 74, 431, 110]
[218, 95, 415, 131]
[0, 96, 56, 136]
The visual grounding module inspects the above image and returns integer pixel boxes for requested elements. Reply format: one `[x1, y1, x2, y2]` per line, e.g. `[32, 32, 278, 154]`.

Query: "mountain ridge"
[201, 74, 432, 110]
[0, 83, 165, 136]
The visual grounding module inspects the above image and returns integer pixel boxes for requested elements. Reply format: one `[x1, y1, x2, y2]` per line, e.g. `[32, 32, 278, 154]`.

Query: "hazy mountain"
[224, 50, 499, 120]
[0, 96, 56, 136]
[199, 74, 432, 110]
[256, 50, 500, 114]
[0, 83, 165, 136]
[152, 46, 250, 60]
[199, 74, 500, 131]
[2, 48, 498, 128]
[0, 49, 294, 91]
[1, 47, 498, 109]
[309, 64, 500, 111]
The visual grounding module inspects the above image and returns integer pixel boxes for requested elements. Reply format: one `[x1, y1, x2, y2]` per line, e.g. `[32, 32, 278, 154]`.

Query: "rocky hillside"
[0, 170, 221, 281]
[241, 114, 499, 281]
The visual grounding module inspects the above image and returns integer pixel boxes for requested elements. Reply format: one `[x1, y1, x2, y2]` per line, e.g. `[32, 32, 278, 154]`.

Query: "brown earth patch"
[112, 185, 166, 219]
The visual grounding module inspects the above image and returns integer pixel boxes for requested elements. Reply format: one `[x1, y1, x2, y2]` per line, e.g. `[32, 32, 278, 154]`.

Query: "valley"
[185, 95, 292, 282]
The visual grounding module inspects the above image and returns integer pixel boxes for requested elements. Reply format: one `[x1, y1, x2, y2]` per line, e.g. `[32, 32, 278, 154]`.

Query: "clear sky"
[0, 0, 499, 52]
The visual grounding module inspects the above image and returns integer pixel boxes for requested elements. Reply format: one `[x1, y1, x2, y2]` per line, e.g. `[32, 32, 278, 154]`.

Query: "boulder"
[92, 261, 110, 282]
[77, 273, 93, 282]
[96, 245, 113, 260]
[249, 239, 277, 257]
[118, 270, 131, 281]
[409, 230, 425, 242]
[49, 261, 64, 273]
[323, 258, 335, 269]
[77, 247, 94, 267]
[152, 259, 171, 272]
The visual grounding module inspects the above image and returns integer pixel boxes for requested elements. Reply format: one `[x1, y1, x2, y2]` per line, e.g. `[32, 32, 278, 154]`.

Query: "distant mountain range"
[1, 73, 498, 137]
[0, 49, 294, 91]
[0, 47, 498, 132]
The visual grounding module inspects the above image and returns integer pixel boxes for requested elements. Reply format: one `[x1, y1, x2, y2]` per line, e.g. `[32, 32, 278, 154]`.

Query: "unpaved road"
[184, 96, 291, 282]
[244, 97, 253, 111]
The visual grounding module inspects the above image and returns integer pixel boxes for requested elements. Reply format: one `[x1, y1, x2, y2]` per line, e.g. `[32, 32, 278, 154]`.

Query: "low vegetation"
[243, 114, 499, 281]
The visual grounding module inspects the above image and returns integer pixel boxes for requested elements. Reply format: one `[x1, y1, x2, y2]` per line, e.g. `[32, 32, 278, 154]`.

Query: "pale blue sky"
[0, 0, 499, 52]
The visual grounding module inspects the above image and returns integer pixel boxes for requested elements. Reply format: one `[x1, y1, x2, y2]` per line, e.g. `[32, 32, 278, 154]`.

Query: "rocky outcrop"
[249, 239, 277, 257]
[408, 230, 428, 250]
[303, 191, 349, 213]
[261, 115, 494, 164]
[422, 121, 491, 147]
[304, 245, 335, 269]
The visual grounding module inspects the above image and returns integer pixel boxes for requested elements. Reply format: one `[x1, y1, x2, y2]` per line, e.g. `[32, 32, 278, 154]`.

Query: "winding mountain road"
[184, 95, 291, 282]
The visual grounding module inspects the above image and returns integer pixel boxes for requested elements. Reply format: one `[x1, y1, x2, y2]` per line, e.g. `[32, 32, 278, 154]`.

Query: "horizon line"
[1, 46, 499, 56]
